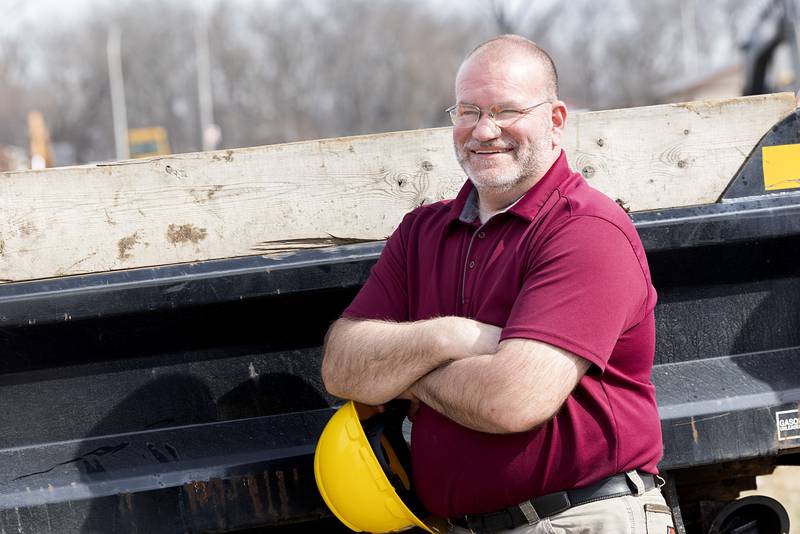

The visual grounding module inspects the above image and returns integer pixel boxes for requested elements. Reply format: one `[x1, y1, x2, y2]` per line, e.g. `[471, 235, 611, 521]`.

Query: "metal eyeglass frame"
[445, 100, 552, 128]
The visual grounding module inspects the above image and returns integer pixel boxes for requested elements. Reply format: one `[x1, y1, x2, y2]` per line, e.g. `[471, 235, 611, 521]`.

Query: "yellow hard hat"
[314, 400, 438, 533]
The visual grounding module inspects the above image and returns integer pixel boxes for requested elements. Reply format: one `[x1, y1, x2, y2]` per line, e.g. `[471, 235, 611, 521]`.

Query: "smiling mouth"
[471, 147, 513, 155]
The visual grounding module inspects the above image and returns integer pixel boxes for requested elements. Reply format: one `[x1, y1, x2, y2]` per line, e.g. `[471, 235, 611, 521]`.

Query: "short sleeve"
[501, 216, 648, 370]
[341, 211, 416, 322]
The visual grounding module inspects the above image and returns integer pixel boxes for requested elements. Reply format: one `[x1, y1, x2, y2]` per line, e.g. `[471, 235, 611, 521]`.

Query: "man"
[321, 35, 673, 534]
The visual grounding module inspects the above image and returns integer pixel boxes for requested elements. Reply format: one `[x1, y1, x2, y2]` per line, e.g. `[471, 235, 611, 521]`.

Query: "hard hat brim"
[314, 401, 435, 533]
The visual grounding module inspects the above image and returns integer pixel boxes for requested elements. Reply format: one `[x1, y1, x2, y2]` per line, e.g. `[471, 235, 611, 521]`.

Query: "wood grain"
[565, 95, 797, 211]
[0, 93, 795, 283]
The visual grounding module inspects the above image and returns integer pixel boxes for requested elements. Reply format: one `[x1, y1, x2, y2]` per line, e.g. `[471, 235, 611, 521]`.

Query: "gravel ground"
[740, 466, 800, 533]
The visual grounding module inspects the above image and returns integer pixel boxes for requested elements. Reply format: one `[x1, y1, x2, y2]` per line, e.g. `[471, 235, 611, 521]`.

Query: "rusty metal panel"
[0, 412, 334, 532]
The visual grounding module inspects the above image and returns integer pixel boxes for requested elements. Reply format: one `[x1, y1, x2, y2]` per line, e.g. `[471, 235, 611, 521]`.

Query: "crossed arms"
[321, 316, 590, 434]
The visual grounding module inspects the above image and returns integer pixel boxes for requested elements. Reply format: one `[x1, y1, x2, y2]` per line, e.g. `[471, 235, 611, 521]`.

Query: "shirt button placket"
[461, 224, 488, 308]
[471, 230, 485, 270]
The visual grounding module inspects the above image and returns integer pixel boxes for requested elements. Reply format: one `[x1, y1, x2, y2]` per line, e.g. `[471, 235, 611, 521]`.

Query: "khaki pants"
[447, 487, 675, 534]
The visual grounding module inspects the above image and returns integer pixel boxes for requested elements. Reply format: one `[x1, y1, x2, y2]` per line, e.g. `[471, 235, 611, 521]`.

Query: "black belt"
[451, 471, 657, 534]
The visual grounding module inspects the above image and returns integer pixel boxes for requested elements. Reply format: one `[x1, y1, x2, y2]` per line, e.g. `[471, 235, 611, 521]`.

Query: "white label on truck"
[776, 409, 800, 441]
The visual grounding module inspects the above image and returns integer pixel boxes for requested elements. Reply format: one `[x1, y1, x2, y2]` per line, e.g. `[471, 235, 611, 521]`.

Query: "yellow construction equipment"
[128, 126, 171, 158]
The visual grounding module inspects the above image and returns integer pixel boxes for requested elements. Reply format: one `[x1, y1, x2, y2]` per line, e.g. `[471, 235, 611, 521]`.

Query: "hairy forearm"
[322, 318, 446, 404]
[412, 355, 514, 433]
[411, 340, 590, 434]
[321, 317, 500, 405]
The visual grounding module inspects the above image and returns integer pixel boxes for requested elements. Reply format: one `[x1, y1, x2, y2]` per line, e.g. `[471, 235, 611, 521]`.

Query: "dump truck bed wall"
[2, 186, 799, 531]
[2, 97, 800, 532]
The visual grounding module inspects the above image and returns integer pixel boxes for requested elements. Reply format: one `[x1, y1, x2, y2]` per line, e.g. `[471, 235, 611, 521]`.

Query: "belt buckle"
[532, 491, 571, 518]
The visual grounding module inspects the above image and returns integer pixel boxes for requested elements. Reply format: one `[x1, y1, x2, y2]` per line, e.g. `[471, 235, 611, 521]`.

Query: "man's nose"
[471, 114, 501, 142]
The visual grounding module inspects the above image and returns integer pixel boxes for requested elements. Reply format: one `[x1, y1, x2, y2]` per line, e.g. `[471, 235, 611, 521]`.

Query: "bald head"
[459, 35, 558, 101]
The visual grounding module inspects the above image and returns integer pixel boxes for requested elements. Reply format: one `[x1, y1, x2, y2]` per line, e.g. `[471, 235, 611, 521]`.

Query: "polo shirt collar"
[447, 150, 573, 225]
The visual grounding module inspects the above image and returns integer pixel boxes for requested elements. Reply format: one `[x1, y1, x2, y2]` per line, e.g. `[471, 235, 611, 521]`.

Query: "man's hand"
[456, 321, 502, 357]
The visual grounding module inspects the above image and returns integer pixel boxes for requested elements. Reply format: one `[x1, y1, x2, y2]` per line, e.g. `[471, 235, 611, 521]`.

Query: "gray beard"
[458, 144, 548, 193]
[468, 174, 521, 194]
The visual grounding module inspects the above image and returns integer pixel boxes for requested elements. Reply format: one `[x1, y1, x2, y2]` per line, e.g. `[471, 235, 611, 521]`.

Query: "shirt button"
[477, 231, 486, 239]
[469, 260, 476, 269]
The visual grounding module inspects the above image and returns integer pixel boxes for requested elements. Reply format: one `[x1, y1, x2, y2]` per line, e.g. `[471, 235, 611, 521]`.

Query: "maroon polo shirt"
[342, 151, 662, 518]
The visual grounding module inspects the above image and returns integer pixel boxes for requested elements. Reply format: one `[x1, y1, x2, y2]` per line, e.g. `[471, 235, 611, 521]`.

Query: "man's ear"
[550, 100, 568, 148]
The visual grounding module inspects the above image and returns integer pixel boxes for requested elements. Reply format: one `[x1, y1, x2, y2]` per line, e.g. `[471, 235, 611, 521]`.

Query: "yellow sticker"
[762, 144, 800, 191]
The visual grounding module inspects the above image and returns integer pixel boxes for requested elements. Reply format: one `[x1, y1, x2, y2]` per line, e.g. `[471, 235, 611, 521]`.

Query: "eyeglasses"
[445, 101, 552, 128]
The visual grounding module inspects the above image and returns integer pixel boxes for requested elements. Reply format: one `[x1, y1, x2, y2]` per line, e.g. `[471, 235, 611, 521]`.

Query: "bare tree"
[487, 0, 560, 42]
[0, 37, 32, 148]
[10, 0, 484, 161]
[1, 0, 761, 164]
[214, 0, 482, 146]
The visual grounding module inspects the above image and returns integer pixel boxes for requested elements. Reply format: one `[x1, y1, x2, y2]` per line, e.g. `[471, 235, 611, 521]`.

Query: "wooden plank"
[566, 94, 797, 211]
[0, 93, 795, 283]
